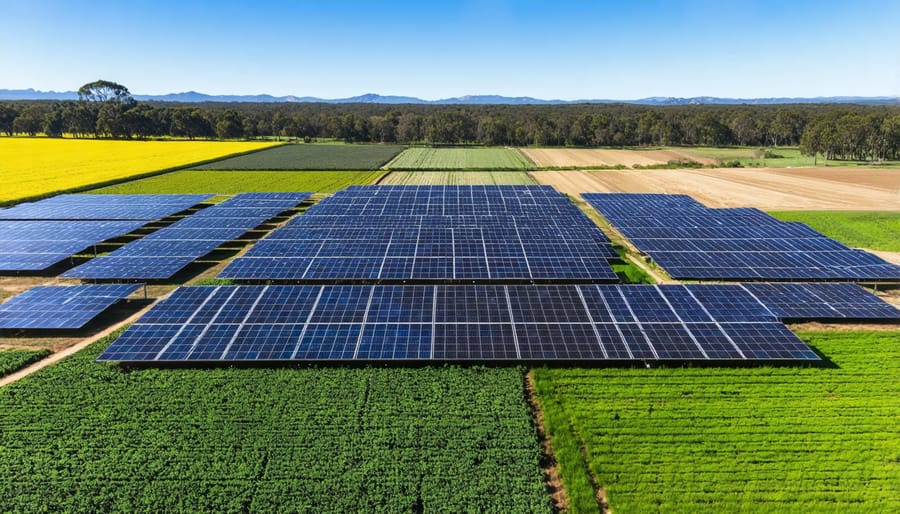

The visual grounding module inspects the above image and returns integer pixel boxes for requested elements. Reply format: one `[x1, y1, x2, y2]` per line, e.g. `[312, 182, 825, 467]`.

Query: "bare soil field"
[520, 148, 718, 168]
[532, 167, 900, 210]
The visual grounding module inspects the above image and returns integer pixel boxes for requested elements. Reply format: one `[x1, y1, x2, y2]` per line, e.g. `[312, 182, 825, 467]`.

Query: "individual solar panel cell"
[218, 257, 312, 280]
[616, 323, 657, 359]
[685, 285, 776, 322]
[516, 323, 604, 359]
[293, 324, 361, 360]
[97, 324, 200, 361]
[222, 324, 305, 360]
[138, 286, 222, 324]
[720, 323, 819, 360]
[658, 285, 713, 322]
[507, 285, 591, 323]
[640, 323, 706, 359]
[593, 324, 632, 359]
[366, 286, 433, 323]
[411, 257, 454, 279]
[618, 285, 680, 323]
[435, 285, 510, 323]
[433, 323, 518, 360]
[243, 286, 320, 324]
[685, 323, 744, 359]
[356, 324, 432, 359]
[307, 286, 371, 324]
[379, 257, 414, 279]
[180, 324, 241, 361]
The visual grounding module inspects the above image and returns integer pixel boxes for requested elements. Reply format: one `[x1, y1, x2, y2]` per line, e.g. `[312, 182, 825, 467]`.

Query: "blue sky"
[2, 0, 898, 99]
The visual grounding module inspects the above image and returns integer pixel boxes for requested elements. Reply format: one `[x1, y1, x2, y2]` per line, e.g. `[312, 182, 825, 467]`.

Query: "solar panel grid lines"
[0, 284, 142, 330]
[584, 192, 900, 281]
[0, 194, 214, 221]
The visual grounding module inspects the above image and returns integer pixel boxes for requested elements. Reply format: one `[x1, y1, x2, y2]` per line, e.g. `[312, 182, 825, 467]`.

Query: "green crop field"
[769, 211, 900, 251]
[380, 171, 536, 185]
[533, 331, 900, 513]
[0, 349, 50, 377]
[0, 333, 550, 512]
[193, 144, 405, 170]
[91, 170, 385, 194]
[387, 147, 534, 170]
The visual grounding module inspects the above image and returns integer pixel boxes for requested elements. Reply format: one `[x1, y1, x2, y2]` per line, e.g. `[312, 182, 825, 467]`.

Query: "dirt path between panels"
[531, 167, 900, 210]
[0, 293, 168, 388]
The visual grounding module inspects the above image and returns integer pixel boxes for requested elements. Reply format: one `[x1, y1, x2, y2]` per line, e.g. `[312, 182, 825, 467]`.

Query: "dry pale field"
[532, 167, 900, 210]
[520, 148, 718, 168]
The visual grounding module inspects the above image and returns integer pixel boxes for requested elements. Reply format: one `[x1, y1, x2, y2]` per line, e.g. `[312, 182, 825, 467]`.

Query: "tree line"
[1, 85, 898, 161]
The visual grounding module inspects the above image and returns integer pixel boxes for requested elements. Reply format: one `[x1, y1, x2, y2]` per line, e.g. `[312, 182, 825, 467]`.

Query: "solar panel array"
[0, 284, 142, 329]
[0, 220, 147, 272]
[220, 186, 619, 282]
[741, 282, 900, 320]
[0, 194, 213, 220]
[62, 193, 311, 280]
[583, 193, 900, 281]
[99, 284, 821, 362]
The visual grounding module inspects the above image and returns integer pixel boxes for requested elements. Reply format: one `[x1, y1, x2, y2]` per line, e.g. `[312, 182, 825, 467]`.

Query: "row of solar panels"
[0, 194, 216, 272]
[61, 193, 312, 279]
[96, 283, 898, 362]
[584, 193, 900, 281]
[220, 186, 620, 283]
[1, 282, 894, 332]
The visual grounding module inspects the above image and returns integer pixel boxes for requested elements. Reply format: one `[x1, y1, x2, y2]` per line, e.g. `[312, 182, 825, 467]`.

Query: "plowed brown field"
[520, 148, 718, 168]
[531, 167, 900, 210]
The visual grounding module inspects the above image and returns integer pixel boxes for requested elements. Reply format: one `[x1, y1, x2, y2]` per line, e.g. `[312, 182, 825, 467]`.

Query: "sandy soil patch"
[531, 167, 900, 210]
[520, 148, 718, 168]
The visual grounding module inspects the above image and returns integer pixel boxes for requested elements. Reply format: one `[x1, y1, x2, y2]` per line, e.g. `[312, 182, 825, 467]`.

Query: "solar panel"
[742, 282, 900, 321]
[0, 220, 148, 272]
[99, 284, 819, 363]
[0, 194, 213, 220]
[583, 193, 900, 282]
[60, 192, 312, 280]
[220, 186, 619, 283]
[0, 284, 142, 329]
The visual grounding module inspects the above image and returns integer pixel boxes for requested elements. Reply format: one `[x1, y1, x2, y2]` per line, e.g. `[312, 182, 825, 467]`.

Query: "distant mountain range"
[0, 88, 896, 105]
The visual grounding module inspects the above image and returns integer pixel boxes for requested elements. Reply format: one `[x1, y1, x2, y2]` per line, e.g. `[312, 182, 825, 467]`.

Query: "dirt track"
[532, 167, 900, 210]
[521, 148, 718, 167]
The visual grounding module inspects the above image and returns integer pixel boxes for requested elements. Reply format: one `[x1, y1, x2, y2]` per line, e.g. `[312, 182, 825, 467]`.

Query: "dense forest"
[2, 91, 899, 161]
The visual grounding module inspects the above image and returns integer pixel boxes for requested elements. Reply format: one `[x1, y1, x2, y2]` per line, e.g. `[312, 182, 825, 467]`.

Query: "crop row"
[0, 332, 550, 513]
[532, 331, 900, 513]
[380, 170, 537, 185]
[0, 349, 50, 377]
[193, 144, 405, 170]
[386, 147, 534, 170]
[92, 170, 386, 194]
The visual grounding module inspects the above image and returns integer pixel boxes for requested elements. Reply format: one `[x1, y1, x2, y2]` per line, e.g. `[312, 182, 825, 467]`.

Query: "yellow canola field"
[0, 138, 277, 203]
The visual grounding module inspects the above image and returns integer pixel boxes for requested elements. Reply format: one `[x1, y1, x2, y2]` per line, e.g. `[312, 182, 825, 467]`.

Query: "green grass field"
[91, 170, 385, 194]
[0, 333, 550, 512]
[0, 349, 50, 377]
[533, 331, 900, 513]
[193, 144, 405, 170]
[683, 146, 900, 168]
[769, 211, 900, 251]
[380, 171, 536, 185]
[387, 147, 533, 170]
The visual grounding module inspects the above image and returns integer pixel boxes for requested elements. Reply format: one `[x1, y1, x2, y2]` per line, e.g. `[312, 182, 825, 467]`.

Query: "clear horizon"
[3, 0, 899, 100]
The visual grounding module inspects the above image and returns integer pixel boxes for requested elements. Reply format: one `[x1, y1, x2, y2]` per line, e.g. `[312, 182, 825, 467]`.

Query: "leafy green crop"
[0, 333, 550, 513]
[533, 331, 900, 513]
[91, 170, 385, 194]
[769, 211, 900, 251]
[193, 144, 405, 170]
[0, 348, 50, 377]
